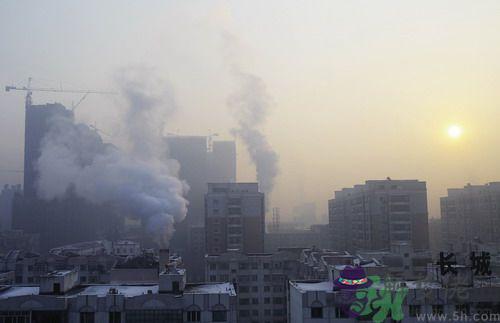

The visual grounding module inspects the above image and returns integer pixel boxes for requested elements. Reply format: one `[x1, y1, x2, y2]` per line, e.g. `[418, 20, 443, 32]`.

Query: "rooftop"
[185, 283, 236, 296]
[0, 282, 236, 299]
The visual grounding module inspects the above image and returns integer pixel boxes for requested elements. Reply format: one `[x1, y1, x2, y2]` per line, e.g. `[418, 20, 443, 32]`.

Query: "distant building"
[329, 179, 429, 252]
[441, 182, 500, 252]
[166, 136, 209, 228]
[0, 184, 21, 231]
[265, 224, 330, 252]
[292, 202, 317, 227]
[166, 136, 236, 227]
[0, 230, 39, 254]
[166, 136, 236, 283]
[357, 242, 433, 280]
[186, 225, 206, 282]
[13, 103, 123, 251]
[208, 141, 236, 183]
[205, 183, 265, 254]
[428, 217, 443, 255]
[112, 240, 141, 257]
[298, 248, 387, 281]
[23, 103, 73, 199]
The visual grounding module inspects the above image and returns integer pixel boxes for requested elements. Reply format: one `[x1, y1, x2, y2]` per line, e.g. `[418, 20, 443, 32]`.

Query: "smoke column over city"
[35, 68, 188, 247]
[228, 68, 279, 195]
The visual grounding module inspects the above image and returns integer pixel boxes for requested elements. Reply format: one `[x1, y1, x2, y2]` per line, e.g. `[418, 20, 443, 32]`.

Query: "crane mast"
[5, 77, 116, 109]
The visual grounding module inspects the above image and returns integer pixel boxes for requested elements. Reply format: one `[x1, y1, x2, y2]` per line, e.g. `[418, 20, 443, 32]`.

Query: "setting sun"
[447, 125, 463, 139]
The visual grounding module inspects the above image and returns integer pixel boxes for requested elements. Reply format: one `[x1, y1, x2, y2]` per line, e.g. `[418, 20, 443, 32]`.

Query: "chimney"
[159, 249, 169, 273]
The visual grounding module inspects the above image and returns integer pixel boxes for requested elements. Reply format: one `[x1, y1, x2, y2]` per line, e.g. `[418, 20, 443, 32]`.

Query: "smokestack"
[159, 248, 170, 273]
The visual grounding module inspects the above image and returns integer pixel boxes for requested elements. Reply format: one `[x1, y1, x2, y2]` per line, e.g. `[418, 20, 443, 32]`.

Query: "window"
[264, 286, 270, 292]
[210, 275, 217, 282]
[251, 286, 258, 292]
[273, 309, 284, 316]
[252, 298, 259, 304]
[209, 263, 217, 270]
[172, 281, 179, 293]
[187, 310, 201, 322]
[80, 312, 95, 323]
[239, 298, 250, 305]
[228, 198, 241, 205]
[391, 195, 409, 203]
[109, 312, 121, 323]
[311, 307, 323, 319]
[212, 310, 227, 322]
[228, 207, 241, 215]
[264, 297, 270, 304]
[239, 310, 250, 317]
[409, 305, 421, 317]
[390, 204, 410, 212]
[53, 283, 61, 294]
[273, 297, 283, 304]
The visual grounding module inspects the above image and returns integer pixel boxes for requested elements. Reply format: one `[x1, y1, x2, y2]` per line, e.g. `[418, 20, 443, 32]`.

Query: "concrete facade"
[329, 179, 429, 252]
[205, 183, 265, 254]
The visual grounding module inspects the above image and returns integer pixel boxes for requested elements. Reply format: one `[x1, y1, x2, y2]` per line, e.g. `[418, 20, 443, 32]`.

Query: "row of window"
[237, 285, 284, 293]
[240, 309, 284, 317]
[239, 297, 284, 305]
[208, 261, 284, 270]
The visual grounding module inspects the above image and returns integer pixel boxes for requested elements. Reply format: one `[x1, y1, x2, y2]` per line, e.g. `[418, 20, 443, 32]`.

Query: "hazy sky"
[2, 1, 500, 219]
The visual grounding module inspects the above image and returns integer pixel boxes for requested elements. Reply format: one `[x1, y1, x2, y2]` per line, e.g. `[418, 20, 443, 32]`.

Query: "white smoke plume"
[228, 69, 279, 195]
[36, 68, 188, 247]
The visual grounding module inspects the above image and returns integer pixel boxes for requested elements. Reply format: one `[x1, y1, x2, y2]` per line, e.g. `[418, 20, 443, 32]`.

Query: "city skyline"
[2, 1, 500, 219]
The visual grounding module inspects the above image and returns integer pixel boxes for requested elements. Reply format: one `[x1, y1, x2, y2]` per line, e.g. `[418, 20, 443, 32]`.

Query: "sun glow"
[447, 125, 463, 139]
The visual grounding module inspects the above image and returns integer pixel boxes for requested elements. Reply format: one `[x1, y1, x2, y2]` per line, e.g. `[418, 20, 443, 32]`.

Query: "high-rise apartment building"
[208, 141, 236, 183]
[441, 182, 500, 252]
[166, 136, 236, 282]
[329, 179, 429, 252]
[205, 183, 265, 254]
[23, 103, 73, 199]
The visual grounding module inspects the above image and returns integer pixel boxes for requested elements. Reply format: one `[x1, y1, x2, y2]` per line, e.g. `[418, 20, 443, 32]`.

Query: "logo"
[335, 266, 408, 323]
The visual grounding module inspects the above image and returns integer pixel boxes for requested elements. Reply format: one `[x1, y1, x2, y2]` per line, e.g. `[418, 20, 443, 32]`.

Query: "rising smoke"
[228, 69, 279, 195]
[36, 68, 188, 247]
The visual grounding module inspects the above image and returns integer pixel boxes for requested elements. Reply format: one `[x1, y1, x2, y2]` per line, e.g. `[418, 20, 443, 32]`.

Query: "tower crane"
[207, 130, 219, 152]
[5, 77, 116, 111]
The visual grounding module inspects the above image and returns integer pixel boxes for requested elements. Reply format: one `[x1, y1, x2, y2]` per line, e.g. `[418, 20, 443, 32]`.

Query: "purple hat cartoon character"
[334, 265, 373, 290]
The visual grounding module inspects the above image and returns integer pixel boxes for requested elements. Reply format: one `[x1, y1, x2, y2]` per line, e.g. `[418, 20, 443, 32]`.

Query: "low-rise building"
[0, 251, 237, 323]
[289, 265, 500, 322]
